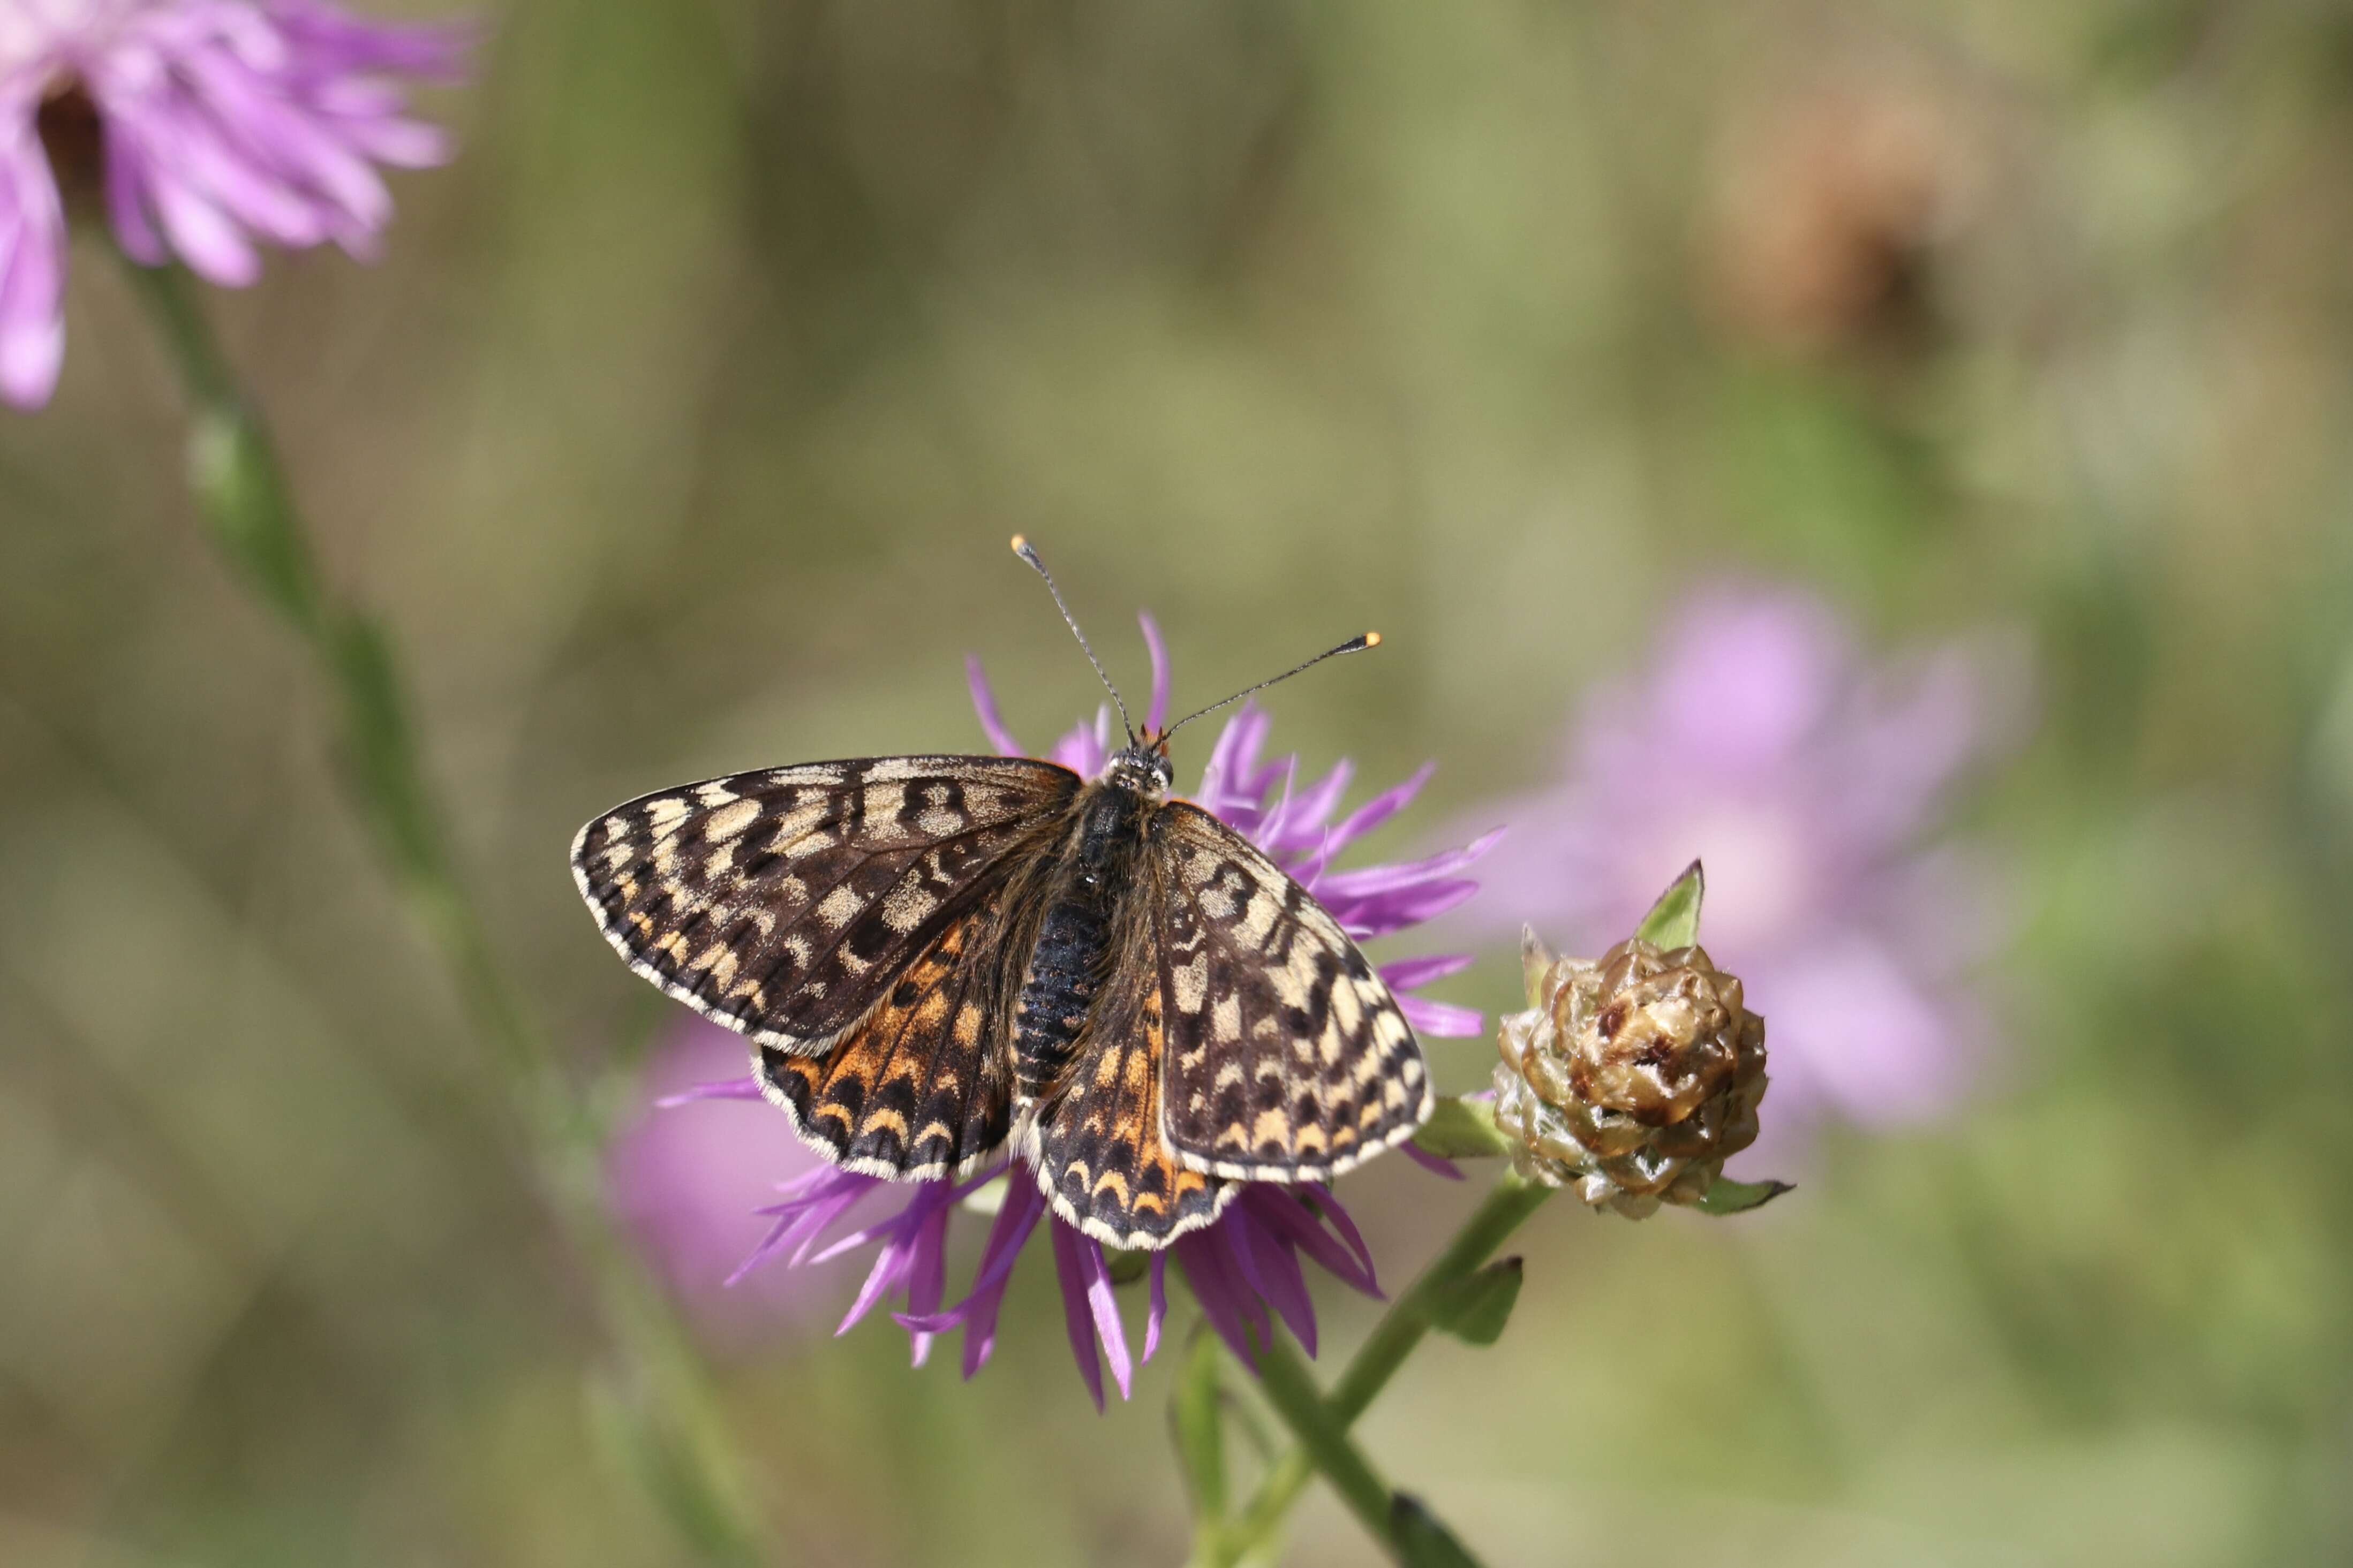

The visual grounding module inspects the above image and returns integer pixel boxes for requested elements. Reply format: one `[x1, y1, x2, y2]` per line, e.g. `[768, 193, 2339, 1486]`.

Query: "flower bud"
[1494, 930, 1767, 1217]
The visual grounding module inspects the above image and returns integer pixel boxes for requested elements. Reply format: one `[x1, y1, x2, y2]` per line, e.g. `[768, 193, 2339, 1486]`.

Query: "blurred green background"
[8, 1, 2353, 1563]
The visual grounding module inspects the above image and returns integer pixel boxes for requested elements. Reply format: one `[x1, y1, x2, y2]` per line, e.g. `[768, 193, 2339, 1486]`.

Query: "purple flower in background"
[0, 0, 469, 408]
[1453, 585, 2022, 1161]
[606, 1021, 829, 1350]
[642, 618, 1494, 1405]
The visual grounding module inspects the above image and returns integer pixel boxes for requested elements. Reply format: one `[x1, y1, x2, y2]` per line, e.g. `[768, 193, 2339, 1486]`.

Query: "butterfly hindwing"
[1150, 801, 1432, 1181]
[757, 889, 1022, 1179]
[1025, 915, 1236, 1248]
[571, 755, 1078, 1049]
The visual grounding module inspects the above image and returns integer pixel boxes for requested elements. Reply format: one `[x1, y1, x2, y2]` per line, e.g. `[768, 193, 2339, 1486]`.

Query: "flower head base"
[1, 0, 471, 407]
[1497, 925, 1768, 1219]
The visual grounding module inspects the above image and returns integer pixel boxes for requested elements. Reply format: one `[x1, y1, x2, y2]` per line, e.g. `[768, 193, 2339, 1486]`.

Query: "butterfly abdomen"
[1012, 897, 1110, 1101]
[1011, 779, 1151, 1102]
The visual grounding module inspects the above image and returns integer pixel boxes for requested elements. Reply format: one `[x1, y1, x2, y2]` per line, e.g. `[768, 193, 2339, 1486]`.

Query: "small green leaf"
[1698, 1176, 1794, 1215]
[1169, 1330, 1227, 1521]
[1391, 1494, 1485, 1568]
[1411, 1096, 1513, 1161]
[1425, 1257, 1523, 1346]
[1519, 925, 1558, 1007]
[1105, 1246, 1151, 1286]
[190, 408, 318, 627]
[1634, 860, 1706, 948]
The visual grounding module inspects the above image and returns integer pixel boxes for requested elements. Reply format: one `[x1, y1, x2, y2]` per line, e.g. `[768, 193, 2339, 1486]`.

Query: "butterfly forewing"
[1149, 802, 1432, 1181]
[570, 755, 1078, 1049]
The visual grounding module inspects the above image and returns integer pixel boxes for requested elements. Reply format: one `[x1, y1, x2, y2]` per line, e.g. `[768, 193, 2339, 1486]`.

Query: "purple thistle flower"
[0, 0, 470, 408]
[1450, 584, 2025, 1164]
[643, 617, 1492, 1405]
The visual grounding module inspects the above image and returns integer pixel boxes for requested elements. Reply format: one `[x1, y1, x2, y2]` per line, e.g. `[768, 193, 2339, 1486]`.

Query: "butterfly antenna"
[1011, 536, 1136, 746]
[1161, 631, 1382, 743]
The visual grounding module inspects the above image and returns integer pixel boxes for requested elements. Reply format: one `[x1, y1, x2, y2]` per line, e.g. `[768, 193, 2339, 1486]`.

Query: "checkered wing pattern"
[570, 756, 1078, 1050]
[1024, 927, 1236, 1248]
[1150, 801, 1433, 1180]
[756, 887, 1024, 1179]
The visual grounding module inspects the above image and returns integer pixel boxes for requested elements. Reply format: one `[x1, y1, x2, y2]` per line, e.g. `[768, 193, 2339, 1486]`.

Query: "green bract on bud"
[1495, 886, 1769, 1217]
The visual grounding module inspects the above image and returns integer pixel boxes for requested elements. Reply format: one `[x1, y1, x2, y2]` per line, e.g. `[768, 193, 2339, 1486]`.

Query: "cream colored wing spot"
[701, 797, 761, 840]
[764, 802, 828, 849]
[783, 831, 838, 862]
[815, 885, 863, 929]
[880, 881, 939, 933]
[1172, 954, 1208, 1013]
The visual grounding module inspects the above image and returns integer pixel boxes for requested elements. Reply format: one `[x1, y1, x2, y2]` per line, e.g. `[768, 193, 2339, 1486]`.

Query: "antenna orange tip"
[1009, 534, 1029, 552]
[1364, 630, 1382, 647]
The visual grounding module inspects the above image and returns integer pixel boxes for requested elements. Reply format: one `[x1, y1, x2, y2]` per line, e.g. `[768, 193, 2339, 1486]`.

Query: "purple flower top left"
[0, 0, 472, 407]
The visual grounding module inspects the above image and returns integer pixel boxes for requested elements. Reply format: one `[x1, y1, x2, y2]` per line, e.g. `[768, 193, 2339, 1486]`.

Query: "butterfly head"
[1103, 742, 1175, 799]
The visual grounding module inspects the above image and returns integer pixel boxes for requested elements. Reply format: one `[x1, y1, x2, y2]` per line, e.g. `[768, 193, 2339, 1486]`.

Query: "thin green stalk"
[120, 257, 772, 1566]
[1249, 1332, 1483, 1568]
[1174, 1327, 1231, 1568]
[1209, 1173, 1555, 1566]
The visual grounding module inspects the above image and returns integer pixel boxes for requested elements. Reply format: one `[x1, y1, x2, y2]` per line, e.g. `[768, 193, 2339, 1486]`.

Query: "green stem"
[119, 257, 773, 1566]
[1250, 1333, 1484, 1567]
[1173, 1328, 1231, 1568]
[1211, 1173, 1555, 1566]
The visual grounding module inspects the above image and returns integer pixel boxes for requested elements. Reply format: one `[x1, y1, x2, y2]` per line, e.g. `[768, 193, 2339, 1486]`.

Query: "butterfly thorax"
[1009, 760, 1163, 1103]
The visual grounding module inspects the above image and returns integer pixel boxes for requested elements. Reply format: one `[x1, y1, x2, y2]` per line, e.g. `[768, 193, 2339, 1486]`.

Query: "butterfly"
[570, 539, 1433, 1249]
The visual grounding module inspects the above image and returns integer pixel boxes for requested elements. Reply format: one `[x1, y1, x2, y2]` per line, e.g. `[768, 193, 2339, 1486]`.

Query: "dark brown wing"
[1150, 801, 1432, 1181]
[1023, 924, 1236, 1248]
[570, 756, 1077, 1049]
[757, 890, 1021, 1179]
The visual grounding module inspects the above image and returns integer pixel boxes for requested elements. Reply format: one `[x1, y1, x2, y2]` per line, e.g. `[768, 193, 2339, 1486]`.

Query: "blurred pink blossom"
[606, 1019, 828, 1350]
[1451, 585, 2026, 1164]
